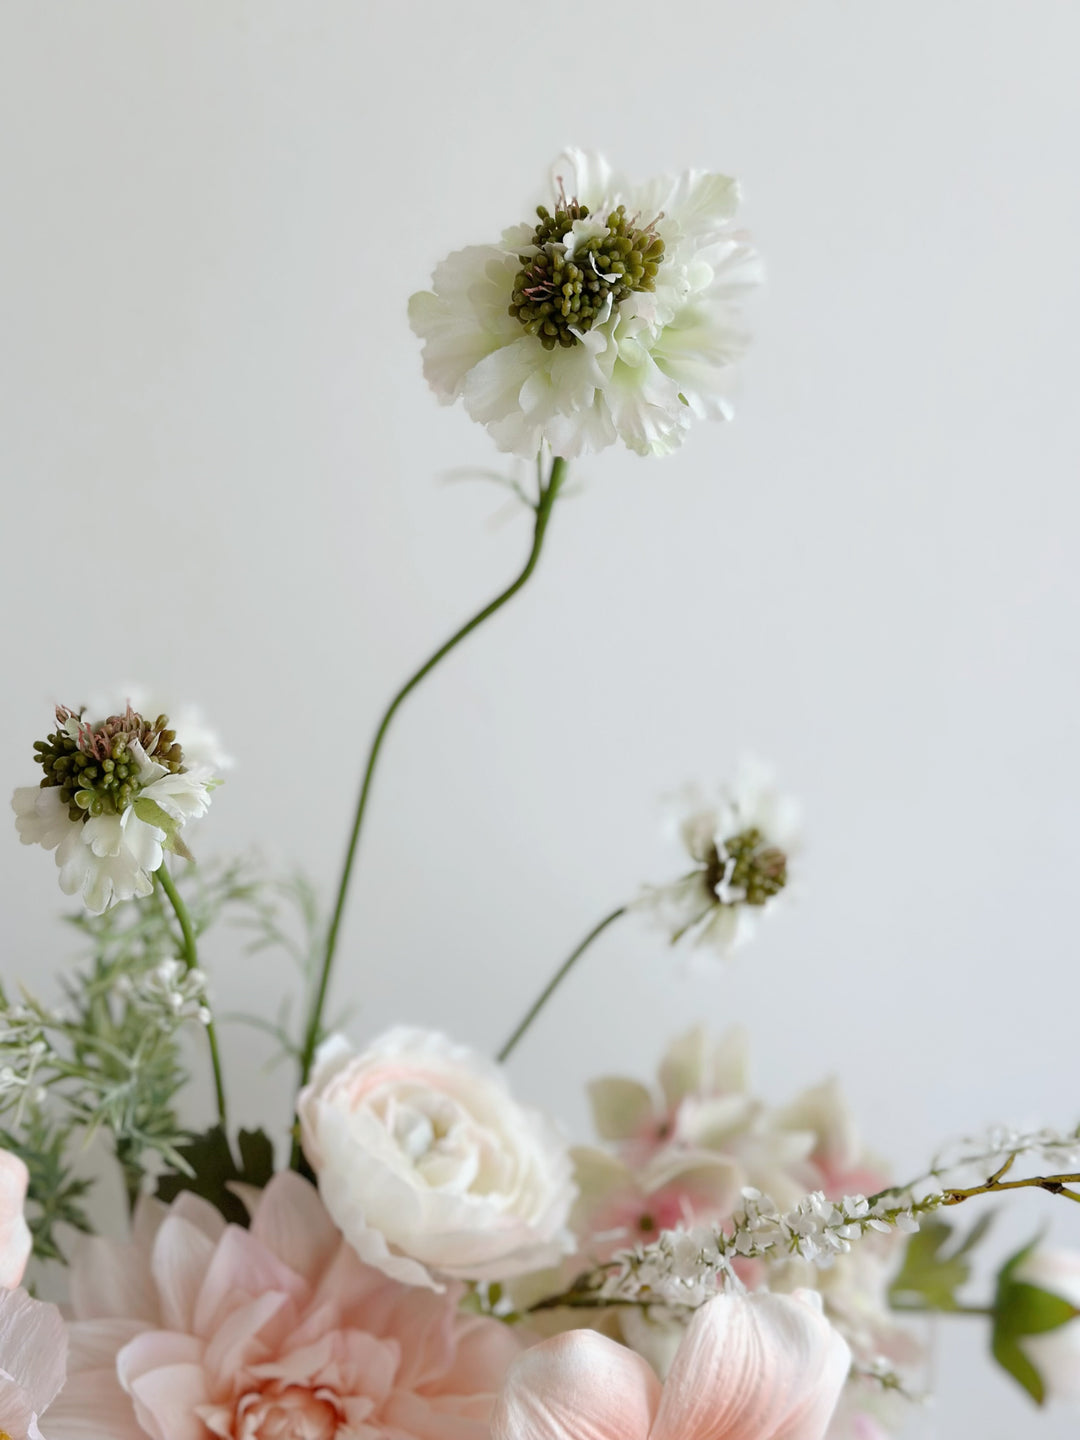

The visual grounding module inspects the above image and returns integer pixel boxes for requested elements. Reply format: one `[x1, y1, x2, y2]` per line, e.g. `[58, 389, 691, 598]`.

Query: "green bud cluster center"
[707, 827, 788, 907]
[33, 710, 185, 823]
[509, 201, 665, 350]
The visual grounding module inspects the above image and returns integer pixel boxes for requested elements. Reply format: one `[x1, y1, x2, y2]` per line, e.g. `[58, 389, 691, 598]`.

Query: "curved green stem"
[293, 456, 568, 1120]
[158, 863, 228, 1130]
[497, 904, 627, 1064]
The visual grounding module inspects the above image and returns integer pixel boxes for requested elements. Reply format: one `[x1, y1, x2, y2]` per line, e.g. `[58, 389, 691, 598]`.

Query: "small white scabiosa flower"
[11, 704, 217, 914]
[298, 1027, 577, 1291]
[408, 148, 760, 459]
[637, 760, 801, 958]
[88, 683, 233, 774]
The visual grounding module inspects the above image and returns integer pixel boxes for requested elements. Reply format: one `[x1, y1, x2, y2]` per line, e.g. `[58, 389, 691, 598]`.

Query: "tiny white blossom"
[637, 759, 801, 958]
[409, 148, 761, 459]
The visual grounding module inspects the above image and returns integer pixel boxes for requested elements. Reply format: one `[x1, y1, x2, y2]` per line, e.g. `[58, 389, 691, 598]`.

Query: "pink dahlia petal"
[124, 1357, 211, 1440]
[491, 1329, 661, 1440]
[652, 1291, 850, 1440]
[151, 1217, 218, 1333]
[191, 1225, 307, 1337]
[249, 1168, 342, 1280]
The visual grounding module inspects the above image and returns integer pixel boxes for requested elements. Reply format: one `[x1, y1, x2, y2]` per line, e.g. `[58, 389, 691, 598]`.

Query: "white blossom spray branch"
[529, 1133, 1080, 1316]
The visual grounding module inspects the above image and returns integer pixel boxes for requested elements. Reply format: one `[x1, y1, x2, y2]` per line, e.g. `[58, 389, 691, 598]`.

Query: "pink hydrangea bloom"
[492, 1289, 850, 1440]
[50, 1172, 522, 1440]
[0, 1150, 32, 1291]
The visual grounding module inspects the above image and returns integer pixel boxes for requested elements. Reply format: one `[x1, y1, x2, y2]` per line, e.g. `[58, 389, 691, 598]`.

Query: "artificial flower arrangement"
[4, 148, 1080, 1440]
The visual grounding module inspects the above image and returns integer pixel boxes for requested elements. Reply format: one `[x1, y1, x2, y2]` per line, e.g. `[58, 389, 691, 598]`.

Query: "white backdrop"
[2, 3, 1079, 1435]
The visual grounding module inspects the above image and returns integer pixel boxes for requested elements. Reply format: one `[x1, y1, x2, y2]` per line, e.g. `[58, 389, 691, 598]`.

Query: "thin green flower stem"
[497, 904, 627, 1065]
[291, 456, 569, 1128]
[158, 863, 229, 1131]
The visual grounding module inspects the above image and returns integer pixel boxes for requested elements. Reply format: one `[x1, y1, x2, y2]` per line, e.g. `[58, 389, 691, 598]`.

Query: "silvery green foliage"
[0, 858, 320, 1256]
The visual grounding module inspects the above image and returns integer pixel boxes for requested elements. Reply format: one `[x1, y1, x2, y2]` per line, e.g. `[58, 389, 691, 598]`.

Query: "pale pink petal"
[0, 1288, 68, 1413]
[70, 1235, 161, 1324]
[491, 1330, 660, 1440]
[439, 1312, 524, 1396]
[588, 1078, 656, 1142]
[0, 1382, 34, 1438]
[166, 1193, 227, 1245]
[67, 1319, 147, 1371]
[249, 1172, 341, 1281]
[201, 1292, 291, 1381]
[45, 1362, 145, 1440]
[124, 1359, 211, 1440]
[191, 1226, 307, 1337]
[0, 1151, 31, 1289]
[652, 1292, 850, 1440]
[383, 1390, 493, 1440]
[151, 1217, 217, 1333]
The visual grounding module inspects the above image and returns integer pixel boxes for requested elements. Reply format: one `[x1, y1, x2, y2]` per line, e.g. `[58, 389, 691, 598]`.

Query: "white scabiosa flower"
[12, 704, 217, 914]
[408, 148, 760, 459]
[88, 683, 233, 774]
[637, 760, 801, 957]
[298, 1027, 577, 1291]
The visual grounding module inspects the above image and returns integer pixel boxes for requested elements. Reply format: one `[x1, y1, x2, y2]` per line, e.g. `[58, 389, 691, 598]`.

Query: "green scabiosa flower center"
[509, 195, 665, 350]
[32, 706, 185, 823]
[706, 827, 788, 907]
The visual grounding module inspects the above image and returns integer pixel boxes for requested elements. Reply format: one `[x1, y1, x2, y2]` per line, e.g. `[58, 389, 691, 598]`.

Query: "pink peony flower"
[50, 1172, 522, 1440]
[0, 1287, 68, 1439]
[0, 1150, 32, 1290]
[492, 1289, 850, 1440]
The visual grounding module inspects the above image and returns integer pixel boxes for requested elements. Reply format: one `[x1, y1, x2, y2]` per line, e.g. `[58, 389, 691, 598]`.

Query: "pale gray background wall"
[2, 3, 1078, 1435]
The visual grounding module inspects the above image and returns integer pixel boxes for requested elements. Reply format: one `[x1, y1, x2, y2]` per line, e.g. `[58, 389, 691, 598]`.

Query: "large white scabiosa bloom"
[12, 703, 217, 914]
[408, 148, 761, 459]
[637, 760, 801, 957]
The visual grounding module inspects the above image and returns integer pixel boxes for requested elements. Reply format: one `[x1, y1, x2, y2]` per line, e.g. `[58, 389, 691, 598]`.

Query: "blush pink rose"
[50, 1172, 522, 1440]
[492, 1289, 850, 1440]
[299, 1029, 576, 1290]
[0, 1150, 32, 1291]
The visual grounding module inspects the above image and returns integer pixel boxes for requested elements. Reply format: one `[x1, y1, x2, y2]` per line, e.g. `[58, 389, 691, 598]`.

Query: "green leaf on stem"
[990, 1236, 1080, 1405]
[889, 1212, 994, 1312]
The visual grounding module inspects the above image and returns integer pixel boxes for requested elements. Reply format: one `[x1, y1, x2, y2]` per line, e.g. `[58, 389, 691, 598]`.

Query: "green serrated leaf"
[889, 1217, 971, 1312]
[155, 1125, 277, 1226]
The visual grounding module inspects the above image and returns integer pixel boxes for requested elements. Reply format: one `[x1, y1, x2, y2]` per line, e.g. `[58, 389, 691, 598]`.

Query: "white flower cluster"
[599, 1187, 928, 1310]
[115, 959, 212, 1030]
[636, 761, 801, 959]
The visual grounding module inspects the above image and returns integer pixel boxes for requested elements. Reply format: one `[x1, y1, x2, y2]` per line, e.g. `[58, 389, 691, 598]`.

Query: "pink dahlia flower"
[50, 1172, 522, 1440]
[492, 1289, 850, 1440]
